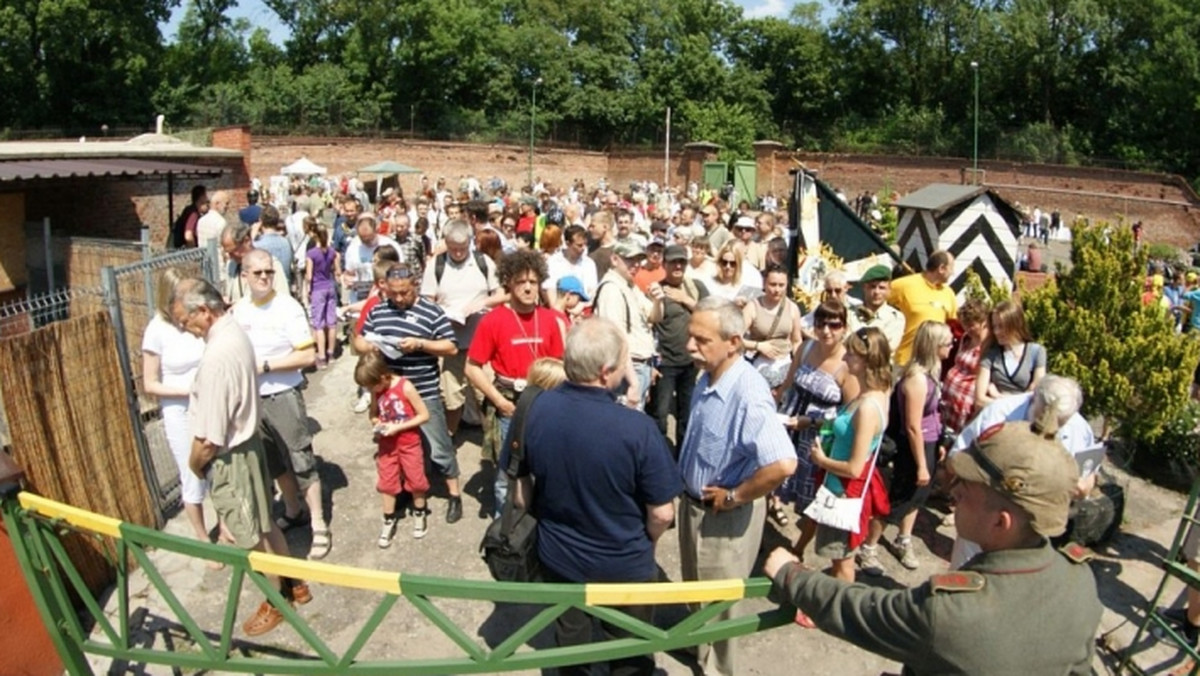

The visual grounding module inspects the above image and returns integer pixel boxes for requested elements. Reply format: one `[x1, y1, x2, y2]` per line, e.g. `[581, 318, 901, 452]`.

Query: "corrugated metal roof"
[894, 183, 985, 212]
[0, 158, 225, 183]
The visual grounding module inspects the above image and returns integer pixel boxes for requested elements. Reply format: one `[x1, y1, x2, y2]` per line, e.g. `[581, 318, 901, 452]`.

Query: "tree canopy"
[5, 0, 1200, 181]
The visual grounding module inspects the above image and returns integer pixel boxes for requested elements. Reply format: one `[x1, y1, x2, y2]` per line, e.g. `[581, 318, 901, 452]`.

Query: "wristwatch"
[263, 361, 271, 373]
[724, 488, 738, 505]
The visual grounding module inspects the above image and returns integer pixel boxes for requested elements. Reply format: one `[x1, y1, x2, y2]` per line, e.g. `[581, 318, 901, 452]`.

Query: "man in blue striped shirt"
[677, 296, 797, 676]
[353, 262, 460, 527]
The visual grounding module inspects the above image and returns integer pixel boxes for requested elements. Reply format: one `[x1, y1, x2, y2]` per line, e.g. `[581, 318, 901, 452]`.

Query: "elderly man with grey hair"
[677, 296, 797, 676]
[947, 374, 1096, 568]
[420, 219, 505, 442]
[512, 317, 679, 674]
[171, 277, 311, 636]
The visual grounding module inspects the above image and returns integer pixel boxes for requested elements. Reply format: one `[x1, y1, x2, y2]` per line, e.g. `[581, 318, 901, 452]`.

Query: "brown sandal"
[242, 601, 285, 636]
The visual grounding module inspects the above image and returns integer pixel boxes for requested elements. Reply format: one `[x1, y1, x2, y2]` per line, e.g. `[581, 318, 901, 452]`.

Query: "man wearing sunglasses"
[764, 421, 1101, 674]
[232, 249, 330, 559]
[220, 222, 290, 303]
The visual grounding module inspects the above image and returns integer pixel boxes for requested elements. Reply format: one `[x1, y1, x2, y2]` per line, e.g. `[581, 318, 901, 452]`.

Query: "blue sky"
[160, 0, 809, 43]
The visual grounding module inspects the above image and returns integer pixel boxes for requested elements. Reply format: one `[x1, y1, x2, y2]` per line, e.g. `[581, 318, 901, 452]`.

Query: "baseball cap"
[664, 244, 688, 262]
[734, 215, 755, 229]
[647, 236, 667, 248]
[860, 264, 893, 284]
[1190, 271, 1199, 283]
[949, 422, 1080, 537]
[556, 275, 590, 302]
[614, 240, 646, 258]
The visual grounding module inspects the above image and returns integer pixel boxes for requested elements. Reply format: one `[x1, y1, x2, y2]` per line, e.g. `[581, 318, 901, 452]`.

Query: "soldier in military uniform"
[764, 421, 1102, 675]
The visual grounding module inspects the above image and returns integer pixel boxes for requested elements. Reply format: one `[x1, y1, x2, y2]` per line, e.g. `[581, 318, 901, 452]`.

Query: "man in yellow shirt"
[889, 250, 957, 364]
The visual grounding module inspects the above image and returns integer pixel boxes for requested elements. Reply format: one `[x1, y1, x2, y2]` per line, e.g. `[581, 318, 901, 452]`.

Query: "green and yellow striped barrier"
[4, 490, 792, 675]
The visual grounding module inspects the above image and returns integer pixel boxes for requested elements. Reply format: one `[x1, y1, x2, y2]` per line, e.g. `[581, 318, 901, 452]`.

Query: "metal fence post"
[43, 217, 54, 293]
[101, 265, 165, 527]
[140, 226, 155, 317]
[204, 237, 220, 284]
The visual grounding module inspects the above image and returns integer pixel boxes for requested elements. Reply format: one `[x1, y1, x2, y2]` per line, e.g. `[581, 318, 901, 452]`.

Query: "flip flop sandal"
[309, 530, 332, 560]
[275, 510, 310, 531]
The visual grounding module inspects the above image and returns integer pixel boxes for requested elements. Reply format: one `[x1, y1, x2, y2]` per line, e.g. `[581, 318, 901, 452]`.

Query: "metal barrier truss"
[3, 491, 793, 675]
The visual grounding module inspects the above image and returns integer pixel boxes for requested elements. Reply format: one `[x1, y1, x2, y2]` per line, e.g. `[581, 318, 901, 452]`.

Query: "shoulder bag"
[479, 388, 543, 582]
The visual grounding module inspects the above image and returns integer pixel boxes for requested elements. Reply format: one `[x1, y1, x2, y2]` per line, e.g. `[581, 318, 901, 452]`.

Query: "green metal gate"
[1, 488, 794, 675]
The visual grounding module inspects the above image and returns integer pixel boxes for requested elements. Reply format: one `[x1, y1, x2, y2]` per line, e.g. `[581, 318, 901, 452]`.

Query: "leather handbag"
[479, 388, 543, 582]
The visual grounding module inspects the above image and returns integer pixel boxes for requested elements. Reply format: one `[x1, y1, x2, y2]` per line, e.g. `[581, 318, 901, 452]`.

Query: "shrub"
[1022, 223, 1200, 446]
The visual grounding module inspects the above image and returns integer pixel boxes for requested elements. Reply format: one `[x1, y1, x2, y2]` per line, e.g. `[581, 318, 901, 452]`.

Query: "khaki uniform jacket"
[772, 540, 1101, 675]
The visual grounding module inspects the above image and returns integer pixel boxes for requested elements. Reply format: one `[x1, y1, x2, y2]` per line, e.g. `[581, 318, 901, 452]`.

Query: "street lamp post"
[971, 61, 979, 185]
[529, 77, 543, 189]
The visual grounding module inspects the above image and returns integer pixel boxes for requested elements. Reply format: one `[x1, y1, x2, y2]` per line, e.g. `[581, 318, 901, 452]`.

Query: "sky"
[160, 0, 810, 43]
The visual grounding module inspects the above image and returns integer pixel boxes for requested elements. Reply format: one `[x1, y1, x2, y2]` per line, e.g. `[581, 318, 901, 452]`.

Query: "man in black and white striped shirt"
[352, 262, 463, 524]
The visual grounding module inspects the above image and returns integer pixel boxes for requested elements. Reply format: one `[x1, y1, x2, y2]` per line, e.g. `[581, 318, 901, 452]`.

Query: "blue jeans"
[419, 397, 459, 479]
[492, 414, 514, 517]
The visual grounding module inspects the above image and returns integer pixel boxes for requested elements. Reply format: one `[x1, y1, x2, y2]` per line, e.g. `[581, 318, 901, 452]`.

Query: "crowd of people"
[147, 176, 1104, 672]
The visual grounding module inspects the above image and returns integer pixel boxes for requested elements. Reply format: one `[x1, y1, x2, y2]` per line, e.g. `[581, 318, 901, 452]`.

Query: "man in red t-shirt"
[465, 249, 565, 515]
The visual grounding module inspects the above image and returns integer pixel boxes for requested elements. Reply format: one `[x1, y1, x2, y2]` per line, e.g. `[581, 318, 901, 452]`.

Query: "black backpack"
[434, 251, 491, 288]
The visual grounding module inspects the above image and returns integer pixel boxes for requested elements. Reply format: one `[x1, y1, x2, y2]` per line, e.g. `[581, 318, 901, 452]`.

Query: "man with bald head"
[196, 190, 230, 251]
[232, 249, 330, 560]
[220, 222, 290, 302]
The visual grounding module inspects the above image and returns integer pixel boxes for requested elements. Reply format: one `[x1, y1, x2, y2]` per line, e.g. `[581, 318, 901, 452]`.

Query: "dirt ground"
[78, 237, 1198, 676]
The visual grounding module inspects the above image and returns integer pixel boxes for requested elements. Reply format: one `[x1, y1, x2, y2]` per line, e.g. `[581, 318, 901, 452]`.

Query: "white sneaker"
[377, 516, 397, 549]
[412, 507, 429, 539]
[894, 537, 920, 570]
[352, 391, 371, 414]
[857, 544, 884, 576]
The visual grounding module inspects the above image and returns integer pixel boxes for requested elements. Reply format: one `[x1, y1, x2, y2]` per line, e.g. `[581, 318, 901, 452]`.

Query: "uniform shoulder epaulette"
[929, 571, 985, 593]
[1058, 542, 1095, 564]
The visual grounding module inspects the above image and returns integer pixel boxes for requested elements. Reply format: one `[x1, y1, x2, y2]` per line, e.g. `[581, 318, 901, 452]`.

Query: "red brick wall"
[251, 138, 609, 195]
[756, 151, 1200, 247]
[22, 155, 248, 247]
[607, 149, 689, 191]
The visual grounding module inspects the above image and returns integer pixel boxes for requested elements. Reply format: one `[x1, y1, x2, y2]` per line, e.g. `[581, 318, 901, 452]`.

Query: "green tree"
[1023, 223, 1199, 444]
[0, 0, 169, 130]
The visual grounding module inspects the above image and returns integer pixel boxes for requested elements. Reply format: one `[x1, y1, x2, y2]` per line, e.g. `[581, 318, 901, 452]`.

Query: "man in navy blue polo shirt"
[514, 317, 679, 676]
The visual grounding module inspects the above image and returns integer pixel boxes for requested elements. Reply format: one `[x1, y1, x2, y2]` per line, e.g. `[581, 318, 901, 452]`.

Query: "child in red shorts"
[354, 352, 431, 546]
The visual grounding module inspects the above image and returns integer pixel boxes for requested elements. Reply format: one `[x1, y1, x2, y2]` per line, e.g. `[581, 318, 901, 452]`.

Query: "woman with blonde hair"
[859, 321, 953, 574]
[141, 267, 221, 559]
[794, 326, 891, 627]
[705, 240, 762, 301]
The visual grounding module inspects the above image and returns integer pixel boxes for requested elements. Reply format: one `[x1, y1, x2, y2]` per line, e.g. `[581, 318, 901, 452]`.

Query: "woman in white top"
[685, 234, 718, 282]
[706, 240, 763, 301]
[141, 268, 217, 555]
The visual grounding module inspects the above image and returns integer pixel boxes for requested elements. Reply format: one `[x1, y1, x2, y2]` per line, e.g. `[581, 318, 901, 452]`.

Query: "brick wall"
[251, 138, 609, 195]
[22, 155, 248, 247]
[756, 151, 1200, 247]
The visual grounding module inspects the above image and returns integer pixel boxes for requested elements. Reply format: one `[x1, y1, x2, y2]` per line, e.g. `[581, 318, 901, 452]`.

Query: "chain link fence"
[0, 239, 219, 521]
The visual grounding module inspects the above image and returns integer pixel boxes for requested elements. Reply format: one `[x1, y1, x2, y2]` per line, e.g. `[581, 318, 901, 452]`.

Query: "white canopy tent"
[280, 157, 327, 176]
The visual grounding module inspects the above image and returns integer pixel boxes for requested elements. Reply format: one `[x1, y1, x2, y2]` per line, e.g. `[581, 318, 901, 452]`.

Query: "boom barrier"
[2, 489, 793, 675]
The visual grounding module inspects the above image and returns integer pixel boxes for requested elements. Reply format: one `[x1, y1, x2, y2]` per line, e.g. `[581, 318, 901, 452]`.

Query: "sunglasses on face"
[719, 259, 737, 268]
[248, 269, 275, 278]
[816, 321, 845, 330]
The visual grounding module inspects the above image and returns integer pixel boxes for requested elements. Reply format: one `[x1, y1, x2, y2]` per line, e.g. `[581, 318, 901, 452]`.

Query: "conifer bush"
[1022, 224, 1200, 453]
